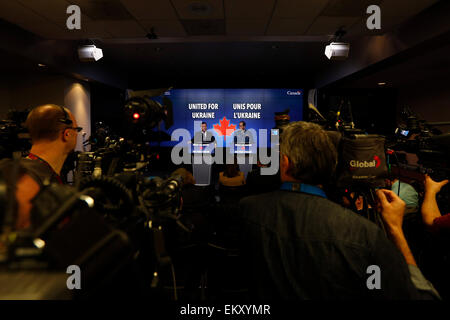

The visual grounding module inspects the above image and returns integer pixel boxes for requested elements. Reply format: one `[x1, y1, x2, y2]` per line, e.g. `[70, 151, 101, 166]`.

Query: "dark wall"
[397, 78, 450, 134]
[90, 82, 126, 135]
[317, 88, 398, 136]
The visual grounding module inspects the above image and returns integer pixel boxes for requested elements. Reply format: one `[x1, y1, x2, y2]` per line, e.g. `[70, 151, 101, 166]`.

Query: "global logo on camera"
[350, 156, 381, 168]
[287, 90, 302, 96]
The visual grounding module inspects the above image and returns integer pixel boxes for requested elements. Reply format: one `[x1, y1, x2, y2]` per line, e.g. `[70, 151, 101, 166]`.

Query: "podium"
[234, 143, 255, 179]
[191, 143, 215, 186]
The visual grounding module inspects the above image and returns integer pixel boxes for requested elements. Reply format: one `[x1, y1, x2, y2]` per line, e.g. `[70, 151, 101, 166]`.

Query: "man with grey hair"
[239, 121, 439, 300]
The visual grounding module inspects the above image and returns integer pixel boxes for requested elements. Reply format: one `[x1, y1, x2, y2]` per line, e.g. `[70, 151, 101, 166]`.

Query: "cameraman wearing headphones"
[2, 104, 81, 230]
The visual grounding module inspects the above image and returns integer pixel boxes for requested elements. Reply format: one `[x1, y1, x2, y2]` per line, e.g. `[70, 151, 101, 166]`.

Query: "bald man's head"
[25, 104, 74, 142]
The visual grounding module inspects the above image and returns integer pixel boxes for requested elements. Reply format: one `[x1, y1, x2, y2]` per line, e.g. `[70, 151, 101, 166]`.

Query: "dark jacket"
[191, 130, 215, 144]
[0, 158, 61, 188]
[245, 168, 280, 195]
[238, 190, 423, 300]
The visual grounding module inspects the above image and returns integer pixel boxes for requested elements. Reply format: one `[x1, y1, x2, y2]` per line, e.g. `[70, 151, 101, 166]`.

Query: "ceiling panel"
[346, 19, 375, 37]
[73, 21, 115, 38]
[226, 20, 268, 36]
[225, 0, 275, 19]
[70, 0, 133, 20]
[380, 0, 439, 17]
[0, 1, 67, 38]
[139, 19, 187, 37]
[272, 0, 329, 19]
[98, 20, 146, 38]
[16, 0, 73, 25]
[120, 0, 178, 20]
[347, 16, 411, 37]
[267, 19, 313, 36]
[306, 16, 359, 35]
[0, 0, 442, 40]
[322, 0, 382, 17]
[172, 0, 224, 20]
[181, 19, 225, 36]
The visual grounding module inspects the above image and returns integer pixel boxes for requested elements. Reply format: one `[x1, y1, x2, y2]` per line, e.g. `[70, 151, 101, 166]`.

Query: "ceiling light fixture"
[78, 44, 103, 62]
[325, 27, 350, 60]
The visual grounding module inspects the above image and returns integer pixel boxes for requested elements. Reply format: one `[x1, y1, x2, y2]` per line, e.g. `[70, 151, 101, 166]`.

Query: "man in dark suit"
[233, 121, 254, 145]
[191, 122, 215, 144]
[239, 121, 439, 300]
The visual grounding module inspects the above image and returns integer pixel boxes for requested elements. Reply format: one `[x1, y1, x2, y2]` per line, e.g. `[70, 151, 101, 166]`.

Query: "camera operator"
[0, 104, 80, 230]
[421, 174, 449, 233]
[239, 121, 439, 299]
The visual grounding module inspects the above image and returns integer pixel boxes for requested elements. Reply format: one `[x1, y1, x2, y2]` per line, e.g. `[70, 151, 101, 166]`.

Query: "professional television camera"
[0, 156, 186, 299]
[386, 107, 449, 213]
[74, 93, 174, 180]
[388, 107, 450, 181]
[273, 109, 291, 134]
[307, 98, 389, 232]
[123, 94, 173, 142]
[0, 94, 187, 299]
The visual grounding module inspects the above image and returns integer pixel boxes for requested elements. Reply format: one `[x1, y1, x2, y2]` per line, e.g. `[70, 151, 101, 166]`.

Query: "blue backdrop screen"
[156, 89, 303, 147]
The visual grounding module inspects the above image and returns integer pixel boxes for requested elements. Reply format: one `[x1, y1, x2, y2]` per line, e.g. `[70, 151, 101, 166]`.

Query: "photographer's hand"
[377, 189, 406, 231]
[377, 189, 417, 266]
[424, 174, 448, 195]
[422, 174, 448, 227]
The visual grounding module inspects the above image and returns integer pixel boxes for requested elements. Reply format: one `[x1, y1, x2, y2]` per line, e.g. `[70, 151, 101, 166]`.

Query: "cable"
[77, 176, 134, 221]
[171, 262, 178, 301]
[392, 151, 402, 197]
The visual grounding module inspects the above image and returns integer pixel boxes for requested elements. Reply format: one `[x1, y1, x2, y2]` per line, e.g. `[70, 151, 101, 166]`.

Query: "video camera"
[122, 94, 173, 142]
[0, 156, 186, 299]
[306, 97, 389, 233]
[388, 107, 450, 182]
[0, 95, 186, 299]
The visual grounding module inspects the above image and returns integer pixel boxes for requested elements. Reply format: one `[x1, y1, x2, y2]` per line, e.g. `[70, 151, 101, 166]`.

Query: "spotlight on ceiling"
[378, 82, 387, 86]
[325, 42, 350, 60]
[325, 28, 349, 60]
[78, 45, 103, 62]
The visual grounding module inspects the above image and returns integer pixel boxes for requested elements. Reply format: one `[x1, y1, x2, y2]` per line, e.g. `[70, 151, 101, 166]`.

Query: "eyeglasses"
[65, 126, 83, 133]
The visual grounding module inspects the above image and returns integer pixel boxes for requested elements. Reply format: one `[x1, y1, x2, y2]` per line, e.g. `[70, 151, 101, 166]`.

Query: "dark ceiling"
[0, 0, 448, 90]
[329, 34, 450, 89]
[98, 40, 331, 88]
